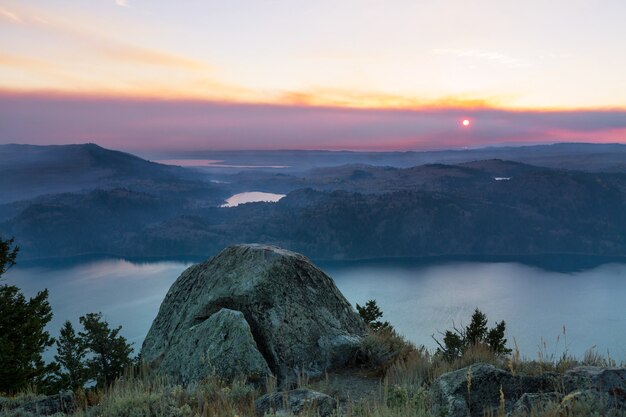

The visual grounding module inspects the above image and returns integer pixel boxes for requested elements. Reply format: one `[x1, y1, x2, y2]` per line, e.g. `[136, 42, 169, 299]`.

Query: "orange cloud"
[277, 88, 505, 110]
[0, 8, 21, 23]
[94, 43, 211, 71]
[0, 4, 211, 73]
[0, 52, 49, 70]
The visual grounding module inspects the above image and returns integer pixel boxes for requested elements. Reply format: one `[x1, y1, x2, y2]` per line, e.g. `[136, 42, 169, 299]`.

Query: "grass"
[1, 330, 624, 417]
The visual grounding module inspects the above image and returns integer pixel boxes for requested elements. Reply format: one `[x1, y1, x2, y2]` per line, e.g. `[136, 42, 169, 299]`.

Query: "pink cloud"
[1, 91, 625, 153]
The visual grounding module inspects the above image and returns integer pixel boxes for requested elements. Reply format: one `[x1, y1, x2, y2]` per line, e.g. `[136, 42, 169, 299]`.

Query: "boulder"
[512, 392, 561, 415]
[430, 363, 556, 417]
[142, 244, 367, 385]
[255, 389, 337, 417]
[562, 366, 626, 408]
[558, 390, 620, 415]
[154, 308, 271, 384]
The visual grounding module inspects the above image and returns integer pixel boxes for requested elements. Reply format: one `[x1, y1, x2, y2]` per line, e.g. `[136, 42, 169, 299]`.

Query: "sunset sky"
[1, 0, 626, 152]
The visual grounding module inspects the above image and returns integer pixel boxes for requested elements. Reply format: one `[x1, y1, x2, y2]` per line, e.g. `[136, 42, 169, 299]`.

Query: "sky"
[1, 0, 626, 152]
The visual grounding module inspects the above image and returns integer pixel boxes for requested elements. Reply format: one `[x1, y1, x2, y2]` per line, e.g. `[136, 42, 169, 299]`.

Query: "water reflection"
[321, 260, 626, 361]
[4, 257, 626, 361]
[5, 260, 192, 356]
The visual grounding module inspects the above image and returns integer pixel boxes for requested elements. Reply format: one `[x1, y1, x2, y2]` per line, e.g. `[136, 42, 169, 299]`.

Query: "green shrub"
[359, 327, 419, 376]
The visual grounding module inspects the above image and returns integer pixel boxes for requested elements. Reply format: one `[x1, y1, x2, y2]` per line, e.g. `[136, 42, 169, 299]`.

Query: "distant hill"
[219, 159, 546, 196]
[0, 143, 198, 203]
[157, 143, 626, 174]
[4, 157, 626, 261]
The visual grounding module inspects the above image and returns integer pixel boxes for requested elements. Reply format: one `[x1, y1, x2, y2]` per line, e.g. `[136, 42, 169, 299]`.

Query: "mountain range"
[2, 143, 626, 261]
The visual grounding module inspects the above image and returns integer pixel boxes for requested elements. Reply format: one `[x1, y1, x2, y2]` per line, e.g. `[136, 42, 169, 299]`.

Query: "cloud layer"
[1, 92, 625, 153]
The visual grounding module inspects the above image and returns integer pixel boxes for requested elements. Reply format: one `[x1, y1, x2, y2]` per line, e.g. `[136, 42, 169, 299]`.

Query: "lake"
[4, 257, 626, 361]
[221, 192, 286, 207]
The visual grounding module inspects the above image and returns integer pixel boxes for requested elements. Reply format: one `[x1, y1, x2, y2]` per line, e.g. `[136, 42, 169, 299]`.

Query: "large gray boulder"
[430, 363, 556, 417]
[142, 244, 367, 385]
[154, 308, 271, 384]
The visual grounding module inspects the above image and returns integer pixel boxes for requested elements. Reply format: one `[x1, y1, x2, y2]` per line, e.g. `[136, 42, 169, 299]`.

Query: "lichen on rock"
[141, 244, 367, 386]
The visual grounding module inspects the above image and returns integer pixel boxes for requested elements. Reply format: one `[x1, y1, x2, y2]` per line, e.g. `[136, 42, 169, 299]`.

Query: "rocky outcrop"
[560, 366, 626, 411]
[141, 244, 367, 385]
[0, 391, 76, 416]
[512, 392, 561, 415]
[255, 389, 337, 417]
[563, 366, 626, 396]
[432, 363, 626, 417]
[430, 363, 556, 417]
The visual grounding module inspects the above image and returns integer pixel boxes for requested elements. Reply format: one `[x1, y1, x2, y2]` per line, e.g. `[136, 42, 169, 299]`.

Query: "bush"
[359, 327, 419, 376]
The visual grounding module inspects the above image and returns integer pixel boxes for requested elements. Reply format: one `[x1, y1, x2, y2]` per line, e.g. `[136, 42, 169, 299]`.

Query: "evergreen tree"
[486, 320, 510, 355]
[434, 308, 511, 361]
[0, 286, 56, 392]
[79, 313, 133, 387]
[0, 236, 55, 393]
[0, 236, 18, 277]
[465, 309, 489, 345]
[54, 321, 88, 390]
[356, 299, 391, 331]
[441, 330, 463, 360]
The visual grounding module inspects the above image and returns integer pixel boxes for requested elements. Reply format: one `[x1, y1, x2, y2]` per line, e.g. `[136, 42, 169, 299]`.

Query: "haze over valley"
[2, 143, 626, 262]
[2, 2, 626, 414]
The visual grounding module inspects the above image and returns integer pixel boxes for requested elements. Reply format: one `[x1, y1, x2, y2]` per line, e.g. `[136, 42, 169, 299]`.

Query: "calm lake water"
[5, 258, 626, 361]
[221, 192, 286, 207]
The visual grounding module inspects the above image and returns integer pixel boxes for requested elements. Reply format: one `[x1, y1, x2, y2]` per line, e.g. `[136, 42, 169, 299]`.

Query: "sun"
[462, 119, 470, 127]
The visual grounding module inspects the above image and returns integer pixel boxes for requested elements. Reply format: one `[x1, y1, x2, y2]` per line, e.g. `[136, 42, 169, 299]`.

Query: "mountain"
[215, 159, 545, 196]
[0, 143, 199, 203]
[156, 143, 626, 174]
[4, 158, 626, 261]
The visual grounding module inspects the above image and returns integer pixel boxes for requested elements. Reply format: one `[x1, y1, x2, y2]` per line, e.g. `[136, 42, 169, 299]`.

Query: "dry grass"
[2, 332, 624, 417]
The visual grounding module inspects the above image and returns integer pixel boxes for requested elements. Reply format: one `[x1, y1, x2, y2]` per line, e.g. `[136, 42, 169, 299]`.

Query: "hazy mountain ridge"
[0, 143, 216, 204]
[163, 142, 626, 174]
[4, 165, 626, 260]
[3, 143, 626, 261]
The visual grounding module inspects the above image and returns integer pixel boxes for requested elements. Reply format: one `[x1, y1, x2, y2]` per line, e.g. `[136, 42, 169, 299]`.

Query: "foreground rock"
[560, 366, 626, 411]
[563, 366, 626, 398]
[430, 363, 556, 417]
[432, 363, 626, 417]
[142, 244, 367, 385]
[0, 391, 76, 416]
[155, 308, 272, 384]
[255, 389, 337, 417]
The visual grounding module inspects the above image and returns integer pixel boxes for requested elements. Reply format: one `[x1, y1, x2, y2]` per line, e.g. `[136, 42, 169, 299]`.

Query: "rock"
[3, 391, 77, 416]
[562, 366, 626, 409]
[154, 308, 271, 384]
[512, 392, 561, 415]
[142, 244, 367, 385]
[255, 389, 337, 417]
[564, 366, 626, 394]
[558, 389, 621, 415]
[430, 363, 556, 417]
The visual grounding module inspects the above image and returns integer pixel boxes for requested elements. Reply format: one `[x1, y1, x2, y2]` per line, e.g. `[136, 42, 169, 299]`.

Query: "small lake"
[4, 257, 626, 361]
[221, 192, 286, 207]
